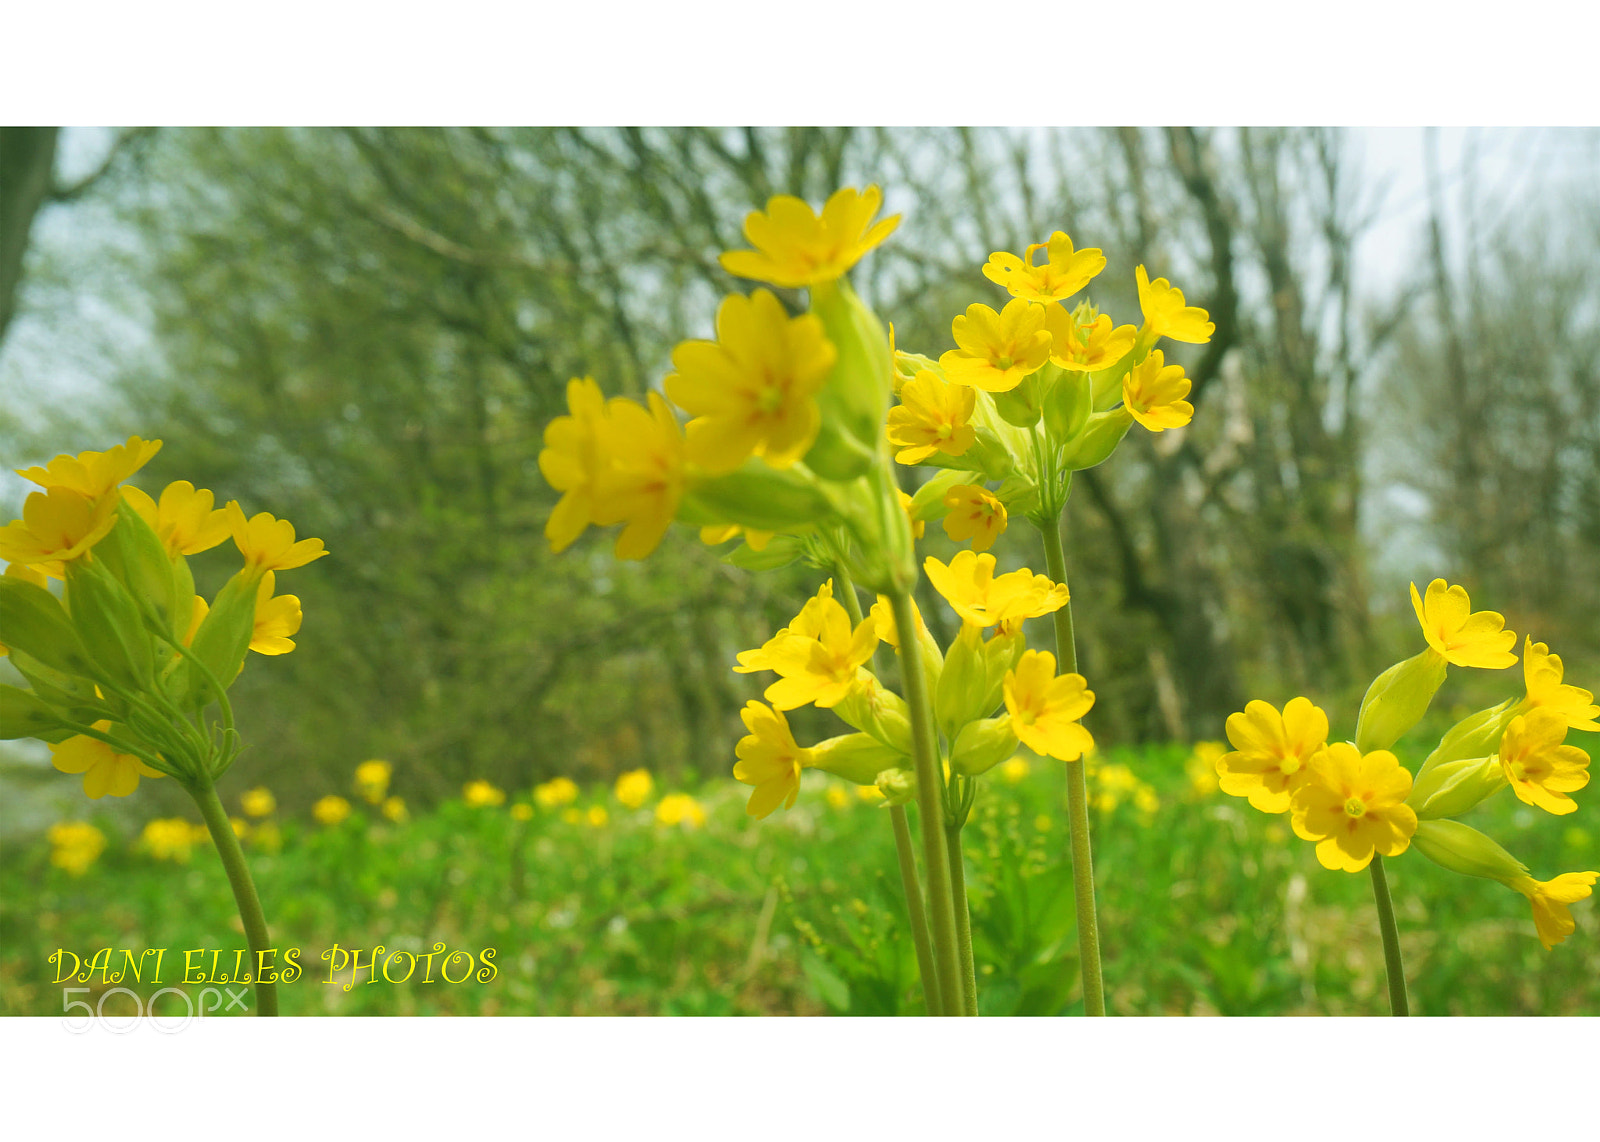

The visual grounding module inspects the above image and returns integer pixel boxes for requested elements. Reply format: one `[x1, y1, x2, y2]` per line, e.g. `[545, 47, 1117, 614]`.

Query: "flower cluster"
[0, 437, 325, 800]
[1217, 579, 1595, 948]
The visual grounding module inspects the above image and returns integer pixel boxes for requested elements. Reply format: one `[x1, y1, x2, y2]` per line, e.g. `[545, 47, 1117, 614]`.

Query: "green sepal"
[1417, 699, 1516, 778]
[1062, 408, 1134, 471]
[680, 463, 836, 533]
[1355, 648, 1448, 753]
[810, 279, 892, 459]
[722, 535, 805, 572]
[1044, 368, 1093, 443]
[908, 470, 968, 522]
[0, 577, 99, 680]
[1407, 754, 1508, 820]
[1410, 819, 1528, 887]
[64, 559, 156, 690]
[833, 677, 912, 754]
[5, 649, 114, 726]
[951, 716, 1020, 777]
[810, 733, 905, 785]
[992, 373, 1043, 428]
[0, 685, 68, 740]
[935, 623, 990, 740]
[94, 499, 179, 630]
[186, 568, 258, 701]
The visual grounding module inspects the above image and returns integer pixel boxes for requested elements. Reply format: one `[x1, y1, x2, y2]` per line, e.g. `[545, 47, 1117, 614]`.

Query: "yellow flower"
[249, 571, 302, 655]
[229, 817, 249, 839]
[1135, 265, 1215, 344]
[226, 502, 329, 578]
[312, 795, 352, 826]
[141, 818, 197, 863]
[938, 300, 1052, 393]
[510, 802, 534, 821]
[1218, 698, 1329, 814]
[587, 805, 609, 828]
[464, 779, 507, 808]
[855, 783, 884, 802]
[614, 768, 654, 809]
[733, 701, 812, 818]
[923, 551, 1069, 629]
[756, 594, 878, 711]
[720, 186, 899, 288]
[534, 776, 580, 809]
[1520, 637, 1600, 732]
[898, 490, 925, 540]
[539, 376, 609, 554]
[1289, 743, 1416, 872]
[48, 821, 106, 876]
[941, 484, 1007, 553]
[982, 233, 1106, 303]
[240, 787, 276, 818]
[999, 756, 1031, 785]
[1498, 709, 1590, 816]
[655, 792, 707, 829]
[0, 486, 118, 575]
[1512, 872, 1598, 950]
[1186, 742, 1225, 797]
[736, 580, 836, 673]
[17, 436, 162, 499]
[665, 289, 835, 473]
[49, 723, 163, 799]
[700, 524, 775, 550]
[887, 370, 976, 464]
[825, 785, 851, 810]
[1122, 351, 1194, 432]
[1003, 650, 1095, 761]
[868, 592, 928, 651]
[592, 392, 686, 561]
[120, 481, 230, 557]
[1409, 578, 1517, 669]
[1044, 309, 1137, 372]
[381, 796, 407, 823]
[354, 759, 392, 804]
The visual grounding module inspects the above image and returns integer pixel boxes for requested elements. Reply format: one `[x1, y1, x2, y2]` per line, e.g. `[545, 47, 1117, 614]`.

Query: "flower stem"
[189, 777, 279, 1016]
[945, 820, 979, 1015]
[889, 587, 966, 1016]
[1369, 855, 1409, 1016]
[1038, 509, 1107, 1016]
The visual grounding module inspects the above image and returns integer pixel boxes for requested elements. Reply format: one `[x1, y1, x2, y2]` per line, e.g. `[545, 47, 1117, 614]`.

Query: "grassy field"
[3, 743, 1597, 1017]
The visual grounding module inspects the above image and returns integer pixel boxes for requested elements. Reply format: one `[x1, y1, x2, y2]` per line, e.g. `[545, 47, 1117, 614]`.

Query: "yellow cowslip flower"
[924, 551, 1069, 630]
[1289, 743, 1416, 872]
[510, 802, 534, 821]
[1043, 308, 1136, 372]
[226, 502, 329, 579]
[700, 524, 775, 550]
[1512, 872, 1598, 950]
[736, 580, 835, 673]
[0, 486, 118, 576]
[757, 595, 878, 711]
[464, 780, 507, 808]
[941, 484, 1007, 552]
[825, 785, 851, 810]
[1409, 579, 1517, 669]
[1135, 265, 1215, 344]
[229, 817, 249, 839]
[354, 759, 392, 804]
[50, 723, 163, 799]
[1218, 698, 1330, 814]
[886, 370, 976, 464]
[1519, 637, 1600, 732]
[982, 232, 1106, 303]
[999, 756, 1031, 785]
[120, 481, 230, 557]
[17, 436, 162, 499]
[898, 490, 925, 540]
[655, 792, 707, 829]
[939, 300, 1052, 393]
[614, 768, 654, 809]
[141, 818, 197, 863]
[240, 787, 276, 818]
[1498, 709, 1590, 816]
[312, 795, 352, 825]
[48, 821, 106, 876]
[855, 783, 884, 802]
[720, 186, 899, 288]
[665, 289, 835, 474]
[733, 700, 812, 818]
[534, 776, 580, 809]
[1003, 650, 1095, 762]
[587, 805, 609, 828]
[591, 392, 685, 561]
[249, 571, 302, 655]
[1122, 351, 1194, 432]
[868, 592, 927, 651]
[540, 376, 608, 554]
[381, 796, 407, 823]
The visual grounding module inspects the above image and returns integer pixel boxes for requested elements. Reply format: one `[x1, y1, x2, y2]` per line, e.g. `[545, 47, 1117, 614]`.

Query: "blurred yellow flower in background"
[535, 777, 580, 809]
[587, 806, 609, 828]
[510, 803, 534, 822]
[313, 795, 352, 826]
[381, 796, 407, 823]
[142, 818, 197, 862]
[464, 780, 506, 808]
[999, 757, 1031, 785]
[656, 793, 707, 829]
[1185, 742, 1224, 798]
[48, 822, 106, 876]
[354, 759, 392, 804]
[825, 785, 851, 810]
[615, 768, 654, 809]
[240, 787, 276, 818]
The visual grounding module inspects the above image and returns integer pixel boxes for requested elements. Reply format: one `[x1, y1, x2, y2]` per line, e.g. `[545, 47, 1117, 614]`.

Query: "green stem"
[945, 820, 979, 1015]
[189, 778, 279, 1015]
[1369, 856, 1409, 1016]
[891, 805, 941, 1016]
[1038, 509, 1106, 1016]
[888, 587, 965, 1016]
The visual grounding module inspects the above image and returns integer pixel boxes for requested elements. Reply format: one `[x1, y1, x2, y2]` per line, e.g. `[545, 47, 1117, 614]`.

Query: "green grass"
[4, 744, 1597, 1016]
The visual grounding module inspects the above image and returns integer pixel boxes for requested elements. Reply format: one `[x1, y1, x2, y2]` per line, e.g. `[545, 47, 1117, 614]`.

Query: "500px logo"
[61, 985, 250, 1033]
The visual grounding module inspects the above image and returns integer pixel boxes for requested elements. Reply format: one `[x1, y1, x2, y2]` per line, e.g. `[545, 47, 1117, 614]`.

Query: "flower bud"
[1406, 753, 1508, 820]
[1418, 698, 1516, 775]
[951, 716, 1020, 777]
[1043, 368, 1093, 442]
[1061, 408, 1134, 471]
[935, 622, 992, 739]
[1355, 649, 1448, 753]
[993, 474, 1042, 517]
[0, 576, 98, 680]
[833, 677, 913, 754]
[992, 372, 1043, 428]
[876, 766, 917, 806]
[811, 733, 906, 786]
[1410, 819, 1528, 887]
[64, 559, 156, 690]
[809, 279, 892, 471]
[680, 462, 836, 532]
